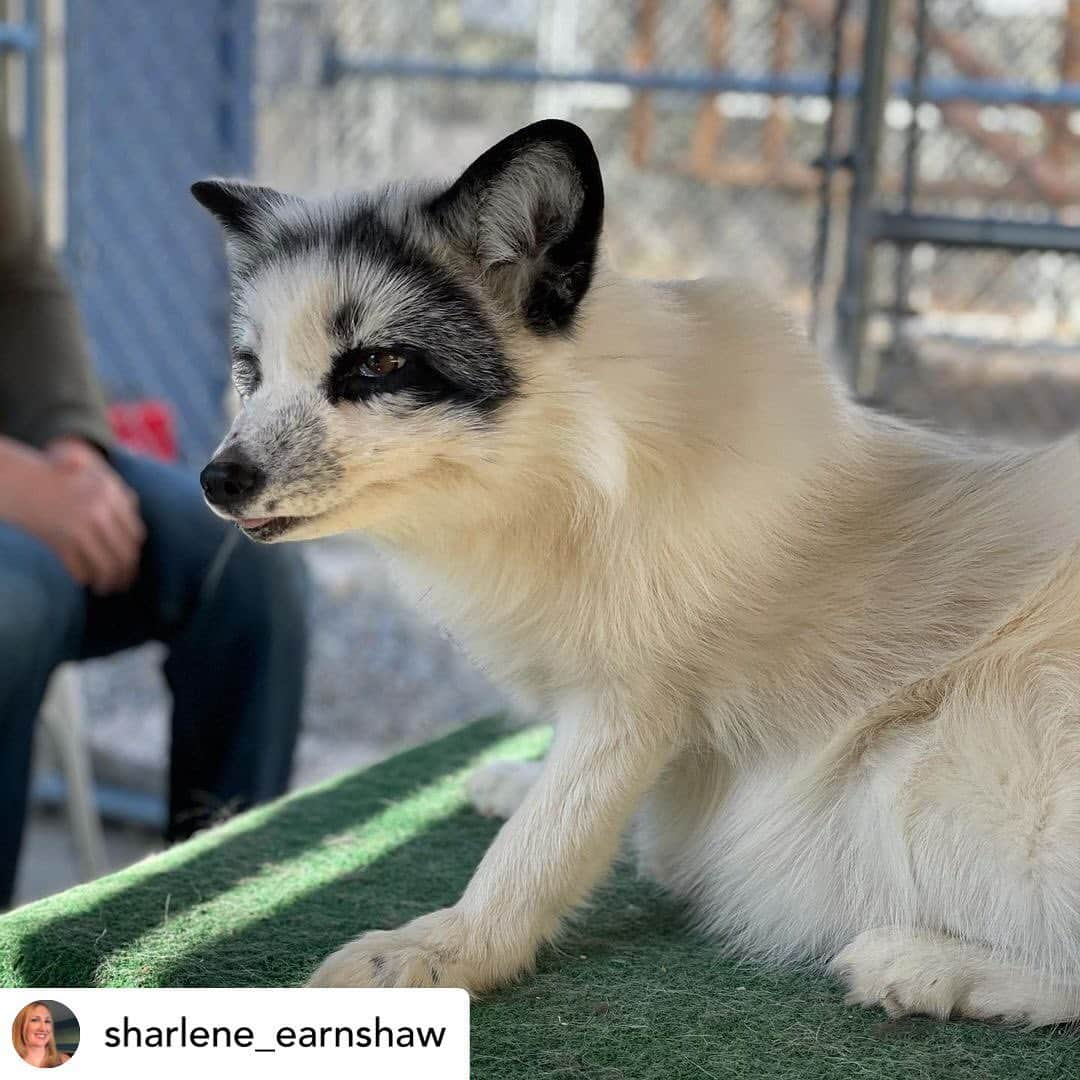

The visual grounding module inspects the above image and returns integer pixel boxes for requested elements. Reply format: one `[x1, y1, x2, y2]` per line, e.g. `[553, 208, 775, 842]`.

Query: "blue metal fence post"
[62, 0, 256, 463]
[0, 2, 40, 185]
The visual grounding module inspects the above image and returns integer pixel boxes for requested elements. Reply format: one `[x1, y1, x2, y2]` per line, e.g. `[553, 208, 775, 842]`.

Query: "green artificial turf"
[1, 717, 1076, 1078]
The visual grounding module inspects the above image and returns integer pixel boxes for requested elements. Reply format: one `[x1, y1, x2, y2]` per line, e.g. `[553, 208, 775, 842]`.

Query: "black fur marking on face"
[233, 199, 411, 285]
[330, 300, 364, 350]
[325, 343, 493, 410]
[318, 250, 519, 411]
[231, 348, 262, 398]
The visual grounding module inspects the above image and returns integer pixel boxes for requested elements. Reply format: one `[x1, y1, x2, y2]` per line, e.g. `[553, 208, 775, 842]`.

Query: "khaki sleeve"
[0, 127, 113, 449]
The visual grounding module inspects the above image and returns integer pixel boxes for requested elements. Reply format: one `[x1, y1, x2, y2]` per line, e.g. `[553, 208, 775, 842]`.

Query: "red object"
[107, 400, 179, 462]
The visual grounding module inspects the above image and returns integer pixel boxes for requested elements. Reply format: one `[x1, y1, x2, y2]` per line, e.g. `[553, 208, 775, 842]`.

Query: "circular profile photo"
[11, 1000, 79, 1069]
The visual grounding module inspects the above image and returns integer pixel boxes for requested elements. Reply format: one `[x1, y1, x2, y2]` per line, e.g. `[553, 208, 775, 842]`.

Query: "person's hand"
[23, 437, 147, 594]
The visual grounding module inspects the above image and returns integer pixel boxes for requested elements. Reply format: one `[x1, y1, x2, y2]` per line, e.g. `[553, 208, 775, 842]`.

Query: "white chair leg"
[39, 667, 107, 881]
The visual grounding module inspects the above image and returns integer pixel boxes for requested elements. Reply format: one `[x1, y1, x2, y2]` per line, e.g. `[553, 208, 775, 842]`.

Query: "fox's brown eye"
[358, 351, 408, 377]
[326, 345, 421, 403]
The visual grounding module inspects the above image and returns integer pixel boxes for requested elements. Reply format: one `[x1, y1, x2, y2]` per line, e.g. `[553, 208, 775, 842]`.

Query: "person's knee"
[215, 541, 310, 653]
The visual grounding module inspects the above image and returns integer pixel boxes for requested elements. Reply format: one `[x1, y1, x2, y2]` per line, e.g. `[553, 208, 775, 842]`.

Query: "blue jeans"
[0, 449, 308, 907]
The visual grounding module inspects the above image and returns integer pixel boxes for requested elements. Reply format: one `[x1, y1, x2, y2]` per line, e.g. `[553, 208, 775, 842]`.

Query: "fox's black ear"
[191, 179, 288, 239]
[427, 119, 604, 334]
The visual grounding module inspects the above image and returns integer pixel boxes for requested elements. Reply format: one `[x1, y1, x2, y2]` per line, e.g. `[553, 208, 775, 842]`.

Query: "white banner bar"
[2, 988, 469, 1079]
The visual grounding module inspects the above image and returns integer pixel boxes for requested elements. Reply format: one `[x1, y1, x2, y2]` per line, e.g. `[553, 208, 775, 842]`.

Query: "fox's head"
[193, 119, 605, 543]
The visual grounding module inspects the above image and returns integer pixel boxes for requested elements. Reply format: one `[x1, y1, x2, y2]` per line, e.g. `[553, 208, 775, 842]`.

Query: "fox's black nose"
[200, 455, 264, 508]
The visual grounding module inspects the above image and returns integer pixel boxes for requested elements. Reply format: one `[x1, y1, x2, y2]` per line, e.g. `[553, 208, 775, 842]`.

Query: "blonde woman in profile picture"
[12, 1002, 70, 1068]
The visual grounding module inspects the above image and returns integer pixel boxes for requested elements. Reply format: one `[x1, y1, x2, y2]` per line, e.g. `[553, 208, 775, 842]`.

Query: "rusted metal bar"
[794, 0, 1077, 206]
[763, 1, 796, 176]
[677, 156, 1074, 203]
[1050, 0, 1080, 168]
[918, 5, 1074, 202]
[628, 0, 659, 168]
[687, 0, 730, 179]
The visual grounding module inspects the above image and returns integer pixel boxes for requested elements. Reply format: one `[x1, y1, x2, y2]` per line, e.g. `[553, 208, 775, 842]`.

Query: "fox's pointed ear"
[191, 179, 289, 239]
[427, 119, 604, 334]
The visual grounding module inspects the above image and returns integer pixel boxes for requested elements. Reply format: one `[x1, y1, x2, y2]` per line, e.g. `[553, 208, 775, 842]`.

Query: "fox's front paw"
[306, 907, 509, 991]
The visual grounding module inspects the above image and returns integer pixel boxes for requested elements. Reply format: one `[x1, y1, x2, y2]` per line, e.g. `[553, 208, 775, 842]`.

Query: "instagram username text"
[103, 1015, 447, 1051]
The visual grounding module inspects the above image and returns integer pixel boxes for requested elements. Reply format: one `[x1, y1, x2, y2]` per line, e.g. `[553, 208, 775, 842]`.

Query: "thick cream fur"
[301, 266, 1080, 1024]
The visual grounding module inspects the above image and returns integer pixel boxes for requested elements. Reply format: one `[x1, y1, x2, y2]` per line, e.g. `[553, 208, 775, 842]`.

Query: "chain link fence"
[868, 0, 1080, 442]
[255, 0, 1080, 445]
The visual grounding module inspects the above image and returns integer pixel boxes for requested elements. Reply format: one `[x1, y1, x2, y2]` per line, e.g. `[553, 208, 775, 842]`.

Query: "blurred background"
[3, 0, 1080, 903]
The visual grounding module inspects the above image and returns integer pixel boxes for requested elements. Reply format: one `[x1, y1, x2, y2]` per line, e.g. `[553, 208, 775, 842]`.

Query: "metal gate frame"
[837, 0, 1080, 398]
